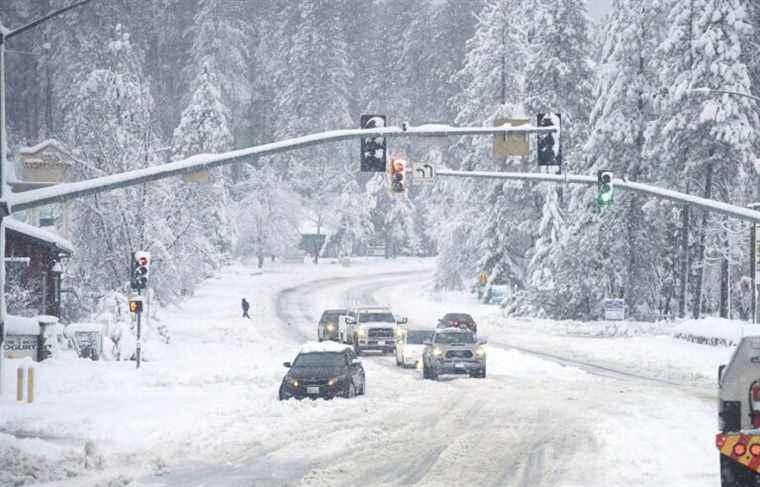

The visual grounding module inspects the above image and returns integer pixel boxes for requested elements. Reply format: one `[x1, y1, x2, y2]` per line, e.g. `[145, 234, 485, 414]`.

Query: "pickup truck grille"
[446, 350, 473, 359]
[368, 328, 394, 338]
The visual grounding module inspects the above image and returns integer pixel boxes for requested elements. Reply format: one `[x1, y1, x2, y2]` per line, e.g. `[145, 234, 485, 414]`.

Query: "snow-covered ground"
[0, 257, 732, 486]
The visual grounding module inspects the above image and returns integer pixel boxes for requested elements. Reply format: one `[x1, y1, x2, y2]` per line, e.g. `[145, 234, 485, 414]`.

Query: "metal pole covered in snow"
[4, 124, 557, 214]
[436, 169, 760, 225]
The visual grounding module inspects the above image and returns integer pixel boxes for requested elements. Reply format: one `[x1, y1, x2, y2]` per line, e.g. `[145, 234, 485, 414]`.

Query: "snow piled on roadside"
[671, 317, 758, 347]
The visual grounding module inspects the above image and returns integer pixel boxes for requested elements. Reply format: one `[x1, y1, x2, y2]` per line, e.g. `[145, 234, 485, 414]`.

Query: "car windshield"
[444, 314, 473, 322]
[293, 352, 346, 368]
[358, 312, 395, 323]
[407, 330, 434, 344]
[320, 311, 345, 322]
[435, 332, 476, 344]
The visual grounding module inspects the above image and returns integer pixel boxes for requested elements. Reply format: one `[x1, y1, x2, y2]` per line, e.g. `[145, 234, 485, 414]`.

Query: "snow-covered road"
[0, 260, 723, 486]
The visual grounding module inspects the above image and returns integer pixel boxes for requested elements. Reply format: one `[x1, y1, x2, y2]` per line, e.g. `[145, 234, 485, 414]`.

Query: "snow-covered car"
[485, 285, 511, 306]
[317, 309, 350, 342]
[422, 328, 487, 380]
[436, 313, 477, 334]
[395, 329, 434, 368]
[279, 341, 365, 400]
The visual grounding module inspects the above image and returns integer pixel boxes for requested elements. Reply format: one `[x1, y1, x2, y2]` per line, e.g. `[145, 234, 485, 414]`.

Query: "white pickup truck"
[338, 306, 406, 355]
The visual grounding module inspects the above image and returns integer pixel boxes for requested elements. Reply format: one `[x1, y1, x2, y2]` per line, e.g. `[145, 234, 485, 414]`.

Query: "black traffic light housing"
[537, 113, 562, 166]
[130, 251, 151, 290]
[360, 114, 387, 172]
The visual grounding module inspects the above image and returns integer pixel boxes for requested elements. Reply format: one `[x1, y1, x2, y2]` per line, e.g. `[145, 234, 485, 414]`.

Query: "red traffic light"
[389, 158, 407, 194]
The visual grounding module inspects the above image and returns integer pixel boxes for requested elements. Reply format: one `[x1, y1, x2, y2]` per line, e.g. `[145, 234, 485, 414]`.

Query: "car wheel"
[346, 381, 356, 398]
[359, 375, 366, 395]
[395, 352, 401, 366]
[429, 366, 439, 381]
[422, 362, 429, 379]
[475, 366, 486, 378]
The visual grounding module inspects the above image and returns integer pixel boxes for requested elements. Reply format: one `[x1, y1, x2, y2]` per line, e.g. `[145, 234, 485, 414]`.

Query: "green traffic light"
[597, 184, 613, 208]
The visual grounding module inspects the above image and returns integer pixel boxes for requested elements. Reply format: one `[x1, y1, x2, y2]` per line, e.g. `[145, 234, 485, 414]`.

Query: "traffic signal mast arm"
[4, 124, 556, 214]
[436, 169, 760, 224]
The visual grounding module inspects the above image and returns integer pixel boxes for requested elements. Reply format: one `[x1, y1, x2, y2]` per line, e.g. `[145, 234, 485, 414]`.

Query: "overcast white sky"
[588, 0, 612, 19]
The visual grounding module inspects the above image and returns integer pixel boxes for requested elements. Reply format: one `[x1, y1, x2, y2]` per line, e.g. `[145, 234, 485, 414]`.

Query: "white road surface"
[0, 260, 722, 486]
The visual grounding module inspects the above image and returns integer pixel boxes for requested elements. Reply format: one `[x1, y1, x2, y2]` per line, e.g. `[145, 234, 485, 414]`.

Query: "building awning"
[6, 218, 74, 255]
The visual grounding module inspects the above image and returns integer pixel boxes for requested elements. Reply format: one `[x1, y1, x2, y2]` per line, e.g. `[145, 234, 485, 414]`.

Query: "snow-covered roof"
[299, 219, 333, 235]
[437, 327, 474, 334]
[18, 139, 71, 160]
[5, 315, 40, 335]
[65, 322, 102, 334]
[299, 341, 352, 354]
[6, 218, 74, 254]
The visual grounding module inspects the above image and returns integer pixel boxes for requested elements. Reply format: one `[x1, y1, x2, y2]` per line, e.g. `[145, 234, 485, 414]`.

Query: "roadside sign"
[494, 118, 529, 157]
[413, 163, 435, 185]
[604, 299, 625, 321]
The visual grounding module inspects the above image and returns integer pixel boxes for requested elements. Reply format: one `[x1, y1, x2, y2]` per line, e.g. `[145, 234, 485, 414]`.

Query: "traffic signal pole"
[136, 289, 141, 369]
[435, 169, 760, 224]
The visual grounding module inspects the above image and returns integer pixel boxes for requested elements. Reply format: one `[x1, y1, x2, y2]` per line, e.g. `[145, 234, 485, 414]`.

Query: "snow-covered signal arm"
[4, 124, 760, 226]
[436, 169, 760, 224]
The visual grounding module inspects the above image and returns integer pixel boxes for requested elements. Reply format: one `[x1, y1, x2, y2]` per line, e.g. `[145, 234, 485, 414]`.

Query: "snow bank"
[6, 315, 40, 335]
[671, 317, 756, 347]
[300, 341, 352, 354]
[65, 322, 103, 334]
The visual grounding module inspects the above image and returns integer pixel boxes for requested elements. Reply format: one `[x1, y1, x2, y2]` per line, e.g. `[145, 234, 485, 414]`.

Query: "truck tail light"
[734, 443, 747, 456]
[750, 444, 760, 456]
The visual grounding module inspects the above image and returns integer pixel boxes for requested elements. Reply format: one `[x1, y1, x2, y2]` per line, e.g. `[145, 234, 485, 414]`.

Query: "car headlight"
[475, 347, 486, 358]
[327, 377, 338, 387]
[357, 328, 367, 337]
[394, 327, 404, 338]
[288, 378, 300, 388]
[326, 323, 335, 332]
[432, 347, 443, 357]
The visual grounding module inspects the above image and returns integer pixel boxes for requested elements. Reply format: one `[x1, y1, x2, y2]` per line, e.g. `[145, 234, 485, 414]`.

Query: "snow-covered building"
[11, 139, 74, 239]
[5, 140, 75, 318]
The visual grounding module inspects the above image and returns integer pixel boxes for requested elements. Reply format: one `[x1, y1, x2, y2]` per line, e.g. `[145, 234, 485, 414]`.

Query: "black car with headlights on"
[279, 341, 366, 401]
[318, 309, 351, 342]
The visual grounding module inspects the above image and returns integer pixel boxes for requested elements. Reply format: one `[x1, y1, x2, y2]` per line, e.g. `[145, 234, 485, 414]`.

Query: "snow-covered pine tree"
[186, 0, 251, 145]
[271, 0, 355, 262]
[544, 0, 668, 319]
[653, 0, 757, 318]
[439, 0, 534, 291]
[172, 65, 236, 268]
[61, 26, 158, 298]
[518, 0, 594, 313]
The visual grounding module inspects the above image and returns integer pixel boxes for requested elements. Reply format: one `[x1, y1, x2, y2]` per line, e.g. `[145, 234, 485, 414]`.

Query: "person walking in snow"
[241, 298, 251, 319]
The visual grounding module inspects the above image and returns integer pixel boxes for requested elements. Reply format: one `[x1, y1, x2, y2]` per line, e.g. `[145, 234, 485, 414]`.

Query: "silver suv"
[422, 328, 486, 380]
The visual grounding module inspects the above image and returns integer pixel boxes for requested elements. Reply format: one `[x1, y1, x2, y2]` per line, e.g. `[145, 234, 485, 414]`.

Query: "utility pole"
[750, 203, 760, 324]
[0, 0, 95, 395]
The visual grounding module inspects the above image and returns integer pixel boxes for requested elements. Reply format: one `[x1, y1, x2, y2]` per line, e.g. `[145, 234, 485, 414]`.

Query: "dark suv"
[318, 309, 351, 342]
[279, 342, 366, 400]
[437, 313, 477, 334]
